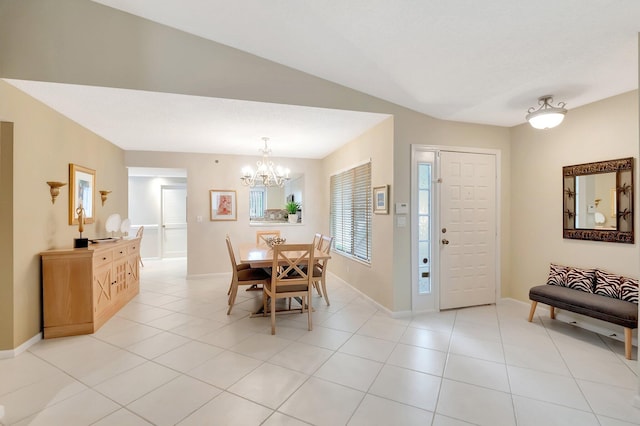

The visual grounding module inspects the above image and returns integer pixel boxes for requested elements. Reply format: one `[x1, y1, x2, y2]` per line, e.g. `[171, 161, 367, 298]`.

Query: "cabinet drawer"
[113, 246, 128, 259]
[93, 250, 113, 269]
[128, 242, 140, 256]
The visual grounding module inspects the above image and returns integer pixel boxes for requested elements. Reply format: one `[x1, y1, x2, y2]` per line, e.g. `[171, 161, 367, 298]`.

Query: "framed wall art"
[210, 190, 237, 221]
[373, 185, 389, 214]
[69, 163, 96, 225]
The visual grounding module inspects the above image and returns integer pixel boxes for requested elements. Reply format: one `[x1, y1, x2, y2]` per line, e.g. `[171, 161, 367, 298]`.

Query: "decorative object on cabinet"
[40, 237, 141, 338]
[99, 190, 111, 206]
[69, 163, 95, 225]
[120, 218, 131, 236]
[46, 181, 66, 204]
[73, 205, 89, 248]
[373, 185, 389, 214]
[105, 213, 122, 236]
[210, 190, 237, 221]
[563, 157, 634, 243]
[526, 95, 567, 129]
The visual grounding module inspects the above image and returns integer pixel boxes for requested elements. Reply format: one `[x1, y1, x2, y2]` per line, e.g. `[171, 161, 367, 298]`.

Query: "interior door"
[161, 186, 187, 258]
[440, 151, 497, 309]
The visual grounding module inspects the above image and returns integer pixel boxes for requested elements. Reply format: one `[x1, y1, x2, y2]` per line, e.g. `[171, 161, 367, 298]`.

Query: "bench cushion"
[529, 285, 638, 329]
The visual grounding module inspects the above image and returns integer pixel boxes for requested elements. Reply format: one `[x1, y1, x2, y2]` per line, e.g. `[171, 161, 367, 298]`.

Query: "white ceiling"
[7, 1, 640, 157]
[4, 79, 389, 159]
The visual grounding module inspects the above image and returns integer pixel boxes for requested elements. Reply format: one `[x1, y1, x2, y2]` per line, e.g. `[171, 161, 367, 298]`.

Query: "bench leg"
[528, 301, 537, 322]
[624, 327, 633, 360]
[549, 306, 555, 320]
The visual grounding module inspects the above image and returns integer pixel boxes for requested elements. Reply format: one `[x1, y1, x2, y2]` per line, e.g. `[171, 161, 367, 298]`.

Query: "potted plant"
[285, 201, 301, 223]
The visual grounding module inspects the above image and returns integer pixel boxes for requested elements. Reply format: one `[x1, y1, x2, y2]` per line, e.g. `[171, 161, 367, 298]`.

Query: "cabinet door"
[93, 264, 112, 315]
[127, 256, 139, 293]
[113, 257, 129, 297]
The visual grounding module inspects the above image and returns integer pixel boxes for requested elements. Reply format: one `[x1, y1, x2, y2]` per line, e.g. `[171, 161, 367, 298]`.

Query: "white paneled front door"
[439, 151, 497, 309]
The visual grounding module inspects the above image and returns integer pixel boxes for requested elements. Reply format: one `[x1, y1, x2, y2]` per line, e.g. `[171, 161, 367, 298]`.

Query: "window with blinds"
[249, 188, 266, 218]
[330, 162, 372, 263]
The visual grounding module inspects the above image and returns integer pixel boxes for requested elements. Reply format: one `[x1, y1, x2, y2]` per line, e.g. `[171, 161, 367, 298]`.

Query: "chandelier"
[240, 137, 290, 187]
[526, 95, 567, 129]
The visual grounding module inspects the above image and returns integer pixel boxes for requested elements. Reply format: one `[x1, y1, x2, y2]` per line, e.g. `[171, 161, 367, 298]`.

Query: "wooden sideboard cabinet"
[40, 237, 141, 338]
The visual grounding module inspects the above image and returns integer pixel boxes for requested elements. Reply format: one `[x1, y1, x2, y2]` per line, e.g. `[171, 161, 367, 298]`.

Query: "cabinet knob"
[102, 257, 107, 260]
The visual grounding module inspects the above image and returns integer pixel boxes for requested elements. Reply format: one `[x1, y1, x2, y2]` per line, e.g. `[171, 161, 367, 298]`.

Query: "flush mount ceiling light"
[240, 137, 290, 187]
[526, 95, 567, 129]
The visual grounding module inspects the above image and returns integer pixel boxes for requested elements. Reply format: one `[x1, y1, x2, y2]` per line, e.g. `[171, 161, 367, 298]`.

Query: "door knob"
[442, 239, 449, 245]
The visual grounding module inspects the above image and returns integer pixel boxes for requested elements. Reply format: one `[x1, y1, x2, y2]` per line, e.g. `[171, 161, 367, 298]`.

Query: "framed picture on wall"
[210, 190, 237, 221]
[69, 163, 96, 225]
[373, 185, 389, 214]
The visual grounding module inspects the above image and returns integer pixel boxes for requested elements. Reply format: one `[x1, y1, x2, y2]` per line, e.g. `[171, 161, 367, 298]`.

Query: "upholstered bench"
[528, 264, 638, 359]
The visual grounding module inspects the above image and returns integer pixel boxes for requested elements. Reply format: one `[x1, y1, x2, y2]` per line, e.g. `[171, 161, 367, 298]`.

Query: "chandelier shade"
[240, 137, 290, 187]
[526, 95, 567, 129]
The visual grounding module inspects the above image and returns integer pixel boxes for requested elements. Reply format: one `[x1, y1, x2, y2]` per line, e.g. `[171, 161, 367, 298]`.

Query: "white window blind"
[330, 162, 371, 263]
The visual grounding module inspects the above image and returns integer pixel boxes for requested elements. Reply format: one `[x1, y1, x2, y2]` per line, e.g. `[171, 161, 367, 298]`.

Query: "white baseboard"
[327, 272, 399, 317]
[0, 332, 42, 359]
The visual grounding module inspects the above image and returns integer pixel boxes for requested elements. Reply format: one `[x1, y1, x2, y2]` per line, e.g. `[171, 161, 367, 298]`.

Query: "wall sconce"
[46, 181, 67, 204]
[99, 190, 112, 206]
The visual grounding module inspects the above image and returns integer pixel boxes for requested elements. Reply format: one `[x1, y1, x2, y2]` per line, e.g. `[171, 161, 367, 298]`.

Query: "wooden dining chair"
[312, 233, 323, 250]
[256, 230, 281, 246]
[263, 243, 315, 334]
[226, 235, 270, 315]
[135, 226, 144, 267]
[312, 235, 334, 306]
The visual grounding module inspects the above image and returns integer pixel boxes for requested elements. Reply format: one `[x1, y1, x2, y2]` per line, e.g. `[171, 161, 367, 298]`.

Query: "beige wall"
[509, 90, 639, 303]
[124, 151, 324, 276]
[0, 121, 15, 350]
[322, 118, 395, 309]
[391, 113, 512, 310]
[0, 80, 128, 350]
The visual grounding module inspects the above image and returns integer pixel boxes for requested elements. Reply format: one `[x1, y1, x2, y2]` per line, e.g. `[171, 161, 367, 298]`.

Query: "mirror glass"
[563, 157, 634, 243]
[249, 174, 304, 224]
[575, 172, 616, 230]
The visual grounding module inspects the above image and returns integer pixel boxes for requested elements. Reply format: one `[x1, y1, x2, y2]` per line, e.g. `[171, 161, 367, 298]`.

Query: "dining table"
[238, 242, 331, 317]
[238, 242, 331, 269]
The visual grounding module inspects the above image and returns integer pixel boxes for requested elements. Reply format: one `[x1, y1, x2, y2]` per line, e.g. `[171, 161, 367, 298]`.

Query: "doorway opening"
[128, 167, 187, 260]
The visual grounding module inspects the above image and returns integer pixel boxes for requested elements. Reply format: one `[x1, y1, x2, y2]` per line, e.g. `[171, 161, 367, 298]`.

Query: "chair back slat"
[225, 235, 239, 280]
[271, 243, 315, 291]
[312, 233, 322, 250]
[319, 235, 333, 255]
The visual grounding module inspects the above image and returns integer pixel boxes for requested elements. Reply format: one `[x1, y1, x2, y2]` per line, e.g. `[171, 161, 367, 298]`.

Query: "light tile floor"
[1, 258, 639, 425]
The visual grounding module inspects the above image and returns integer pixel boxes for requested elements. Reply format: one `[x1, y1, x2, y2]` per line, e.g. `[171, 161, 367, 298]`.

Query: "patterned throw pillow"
[620, 276, 639, 303]
[594, 269, 621, 299]
[566, 267, 595, 293]
[547, 263, 568, 286]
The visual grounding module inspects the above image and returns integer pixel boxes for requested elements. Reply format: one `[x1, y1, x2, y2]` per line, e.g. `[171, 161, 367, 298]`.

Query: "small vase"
[288, 213, 298, 224]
